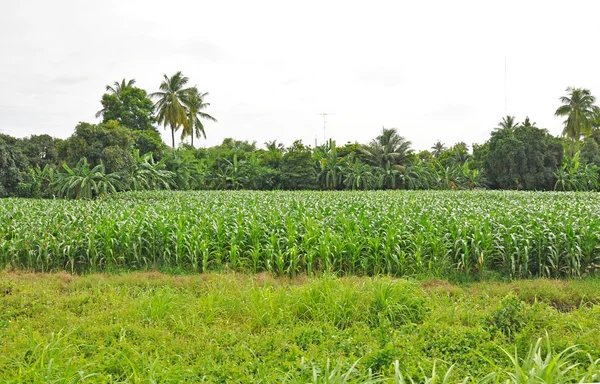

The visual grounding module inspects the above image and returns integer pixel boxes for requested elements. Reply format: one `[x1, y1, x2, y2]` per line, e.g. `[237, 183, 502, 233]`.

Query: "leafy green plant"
[56, 158, 122, 199]
[125, 149, 174, 191]
[554, 151, 599, 191]
[484, 295, 527, 339]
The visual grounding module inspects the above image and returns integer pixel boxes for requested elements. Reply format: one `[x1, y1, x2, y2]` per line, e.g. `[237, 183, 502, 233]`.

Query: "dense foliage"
[3, 80, 600, 197]
[1, 190, 599, 278]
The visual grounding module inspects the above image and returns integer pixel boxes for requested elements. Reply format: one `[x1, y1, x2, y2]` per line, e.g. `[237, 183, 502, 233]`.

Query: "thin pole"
[504, 56, 507, 115]
[318, 112, 335, 144]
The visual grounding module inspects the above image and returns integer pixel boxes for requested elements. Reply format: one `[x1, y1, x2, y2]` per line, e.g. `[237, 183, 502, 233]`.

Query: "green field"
[1, 190, 600, 278]
[1, 273, 600, 382]
[2, 190, 600, 382]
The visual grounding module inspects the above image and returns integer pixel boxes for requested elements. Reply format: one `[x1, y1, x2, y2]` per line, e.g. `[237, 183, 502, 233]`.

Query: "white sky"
[1, 0, 599, 151]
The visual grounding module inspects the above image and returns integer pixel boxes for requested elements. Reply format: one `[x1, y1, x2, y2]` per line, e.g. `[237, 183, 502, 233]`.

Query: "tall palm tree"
[555, 87, 596, 156]
[363, 127, 412, 167]
[150, 72, 192, 148]
[95, 78, 136, 118]
[431, 140, 446, 158]
[181, 87, 217, 147]
[496, 115, 519, 131]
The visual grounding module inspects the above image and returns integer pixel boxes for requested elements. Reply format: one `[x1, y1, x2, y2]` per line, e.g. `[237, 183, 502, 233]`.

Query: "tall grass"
[1, 190, 600, 277]
[2, 273, 599, 382]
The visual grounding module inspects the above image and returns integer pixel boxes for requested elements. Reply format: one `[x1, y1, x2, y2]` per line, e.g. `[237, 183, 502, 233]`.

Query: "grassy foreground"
[1, 272, 600, 382]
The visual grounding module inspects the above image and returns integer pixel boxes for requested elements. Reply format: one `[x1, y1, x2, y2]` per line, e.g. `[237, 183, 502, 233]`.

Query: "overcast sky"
[2, 0, 599, 151]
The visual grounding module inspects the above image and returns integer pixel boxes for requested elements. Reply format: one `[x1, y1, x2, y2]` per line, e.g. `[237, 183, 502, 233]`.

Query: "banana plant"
[56, 158, 122, 199]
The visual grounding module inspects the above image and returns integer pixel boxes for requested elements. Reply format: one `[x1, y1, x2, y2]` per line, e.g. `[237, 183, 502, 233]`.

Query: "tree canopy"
[2, 76, 600, 198]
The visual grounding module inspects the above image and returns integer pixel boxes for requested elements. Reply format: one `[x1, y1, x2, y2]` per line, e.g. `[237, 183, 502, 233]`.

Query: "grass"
[2, 190, 600, 279]
[1, 272, 600, 382]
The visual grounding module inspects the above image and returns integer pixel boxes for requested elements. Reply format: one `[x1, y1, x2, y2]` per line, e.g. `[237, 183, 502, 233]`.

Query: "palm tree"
[363, 127, 412, 167]
[496, 115, 519, 131]
[431, 140, 446, 158]
[447, 142, 470, 165]
[181, 87, 217, 147]
[151, 72, 192, 148]
[107, 78, 136, 95]
[521, 116, 537, 127]
[95, 78, 136, 118]
[265, 140, 285, 152]
[555, 87, 596, 156]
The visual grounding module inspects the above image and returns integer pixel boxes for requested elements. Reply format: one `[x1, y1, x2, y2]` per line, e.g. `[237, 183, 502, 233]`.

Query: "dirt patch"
[421, 279, 455, 289]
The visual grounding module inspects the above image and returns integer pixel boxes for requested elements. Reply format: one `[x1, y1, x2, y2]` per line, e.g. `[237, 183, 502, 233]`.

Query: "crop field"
[2, 191, 600, 382]
[1, 190, 600, 277]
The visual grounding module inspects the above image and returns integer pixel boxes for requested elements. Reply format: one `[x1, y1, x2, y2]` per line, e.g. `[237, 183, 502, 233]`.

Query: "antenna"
[504, 56, 507, 115]
[318, 112, 335, 144]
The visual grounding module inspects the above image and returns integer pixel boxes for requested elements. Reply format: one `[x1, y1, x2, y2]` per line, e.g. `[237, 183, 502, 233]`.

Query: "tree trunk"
[191, 133, 194, 148]
[171, 126, 175, 149]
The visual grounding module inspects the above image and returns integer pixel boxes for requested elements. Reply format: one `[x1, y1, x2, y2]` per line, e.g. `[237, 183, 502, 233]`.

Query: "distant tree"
[151, 72, 192, 148]
[521, 116, 536, 127]
[338, 142, 369, 163]
[555, 87, 596, 156]
[431, 140, 446, 158]
[363, 127, 412, 167]
[181, 87, 217, 147]
[442, 142, 470, 166]
[261, 140, 285, 169]
[485, 124, 563, 190]
[16, 134, 61, 168]
[280, 141, 317, 190]
[245, 153, 280, 190]
[470, 142, 489, 173]
[265, 140, 285, 151]
[98, 86, 156, 132]
[131, 129, 167, 160]
[214, 138, 257, 154]
[580, 138, 600, 167]
[95, 78, 137, 119]
[57, 121, 135, 174]
[417, 150, 434, 163]
[0, 134, 29, 197]
[496, 115, 519, 131]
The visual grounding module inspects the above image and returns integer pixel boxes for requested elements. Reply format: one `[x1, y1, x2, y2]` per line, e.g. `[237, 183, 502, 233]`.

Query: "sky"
[1, 0, 600, 151]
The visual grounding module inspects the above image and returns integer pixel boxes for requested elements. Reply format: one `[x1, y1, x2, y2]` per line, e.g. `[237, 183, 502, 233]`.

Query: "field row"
[1, 191, 600, 277]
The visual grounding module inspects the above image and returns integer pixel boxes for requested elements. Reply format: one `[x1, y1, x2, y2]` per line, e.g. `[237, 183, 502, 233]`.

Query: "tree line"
[2, 74, 600, 198]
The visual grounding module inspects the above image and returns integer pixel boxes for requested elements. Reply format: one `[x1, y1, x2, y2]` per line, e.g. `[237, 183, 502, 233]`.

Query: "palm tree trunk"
[191, 133, 194, 148]
[171, 125, 175, 149]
